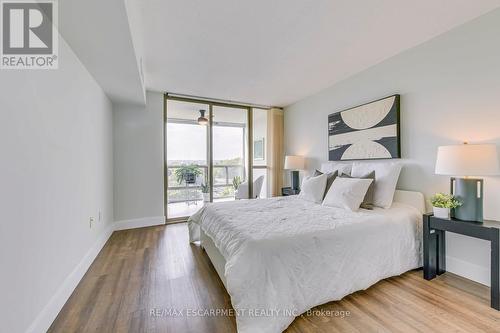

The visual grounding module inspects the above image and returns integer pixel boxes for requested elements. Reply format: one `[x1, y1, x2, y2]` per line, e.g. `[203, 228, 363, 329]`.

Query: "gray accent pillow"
[339, 171, 376, 209]
[313, 169, 339, 199]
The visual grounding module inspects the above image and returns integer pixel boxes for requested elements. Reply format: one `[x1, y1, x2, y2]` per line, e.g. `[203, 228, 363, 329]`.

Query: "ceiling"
[59, 0, 145, 105]
[140, 0, 500, 107]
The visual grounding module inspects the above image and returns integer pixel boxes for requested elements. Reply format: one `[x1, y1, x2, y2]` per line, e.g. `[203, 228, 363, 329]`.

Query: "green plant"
[174, 164, 202, 185]
[200, 182, 210, 193]
[430, 193, 462, 209]
[232, 176, 242, 190]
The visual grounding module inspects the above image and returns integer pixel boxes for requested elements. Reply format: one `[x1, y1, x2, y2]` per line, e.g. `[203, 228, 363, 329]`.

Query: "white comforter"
[188, 196, 422, 333]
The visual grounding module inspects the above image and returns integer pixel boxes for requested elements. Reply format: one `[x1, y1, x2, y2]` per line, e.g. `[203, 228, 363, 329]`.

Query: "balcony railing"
[167, 165, 244, 203]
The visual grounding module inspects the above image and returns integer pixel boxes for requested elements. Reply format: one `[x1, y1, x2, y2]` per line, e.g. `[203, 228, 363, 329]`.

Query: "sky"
[167, 123, 245, 162]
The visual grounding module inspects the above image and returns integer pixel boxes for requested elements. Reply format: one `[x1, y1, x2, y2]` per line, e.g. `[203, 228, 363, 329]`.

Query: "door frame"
[164, 93, 253, 223]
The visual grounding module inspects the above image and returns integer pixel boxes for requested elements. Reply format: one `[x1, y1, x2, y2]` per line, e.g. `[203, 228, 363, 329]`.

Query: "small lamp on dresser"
[435, 143, 500, 222]
[284, 155, 305, 191]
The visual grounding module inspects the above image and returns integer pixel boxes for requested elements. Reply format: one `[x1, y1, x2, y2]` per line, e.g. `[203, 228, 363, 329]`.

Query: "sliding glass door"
[165, 99, 210, 221]
[164, 96, 255, 222]
[212, 105, 249, 201]
[252, 108, 268, 198]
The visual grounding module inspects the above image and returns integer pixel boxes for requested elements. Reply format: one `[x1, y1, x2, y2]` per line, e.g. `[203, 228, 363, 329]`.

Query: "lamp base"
[451, 177, 483, 222]
[291, 170, 300, 190]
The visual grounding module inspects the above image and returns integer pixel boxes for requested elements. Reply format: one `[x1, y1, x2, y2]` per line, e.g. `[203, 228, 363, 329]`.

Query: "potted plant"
[201, 183, 210, 202]
[232, 176, 242, 191]
[430, 193, 462, 219]
[174, 164, 202, 185]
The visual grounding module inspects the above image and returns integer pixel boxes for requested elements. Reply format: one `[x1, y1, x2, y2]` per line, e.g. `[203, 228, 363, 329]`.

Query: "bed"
[188, 190, 425, 333]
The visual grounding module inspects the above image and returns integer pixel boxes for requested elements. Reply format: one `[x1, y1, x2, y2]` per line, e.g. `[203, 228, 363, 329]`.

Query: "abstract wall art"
[328, 95, 400, 161]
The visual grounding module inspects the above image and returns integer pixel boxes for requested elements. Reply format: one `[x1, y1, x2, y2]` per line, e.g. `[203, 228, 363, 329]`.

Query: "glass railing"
[167, 165, 244, 203]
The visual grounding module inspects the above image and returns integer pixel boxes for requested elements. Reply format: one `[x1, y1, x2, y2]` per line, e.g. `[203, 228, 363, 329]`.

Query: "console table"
[423, 213, 500, 310]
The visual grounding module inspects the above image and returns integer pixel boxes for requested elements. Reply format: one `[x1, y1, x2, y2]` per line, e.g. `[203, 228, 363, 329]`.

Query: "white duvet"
[188, 196, 422, 333]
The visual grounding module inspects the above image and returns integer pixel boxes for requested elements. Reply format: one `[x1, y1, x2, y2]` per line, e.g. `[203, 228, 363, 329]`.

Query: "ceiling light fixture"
[197, 109, 208, 125]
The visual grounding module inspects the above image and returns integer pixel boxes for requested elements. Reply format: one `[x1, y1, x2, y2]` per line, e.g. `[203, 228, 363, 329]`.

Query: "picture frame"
[328, 94, 401, 161]
[253, 138, 265, 160]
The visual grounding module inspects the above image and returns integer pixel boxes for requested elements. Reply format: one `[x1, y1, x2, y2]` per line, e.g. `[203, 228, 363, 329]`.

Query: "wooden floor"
[49, 223, 500, 333]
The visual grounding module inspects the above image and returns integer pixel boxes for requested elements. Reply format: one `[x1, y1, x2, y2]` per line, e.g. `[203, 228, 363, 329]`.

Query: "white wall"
[284, 9, 500, 286]
[0, 37, 114, 333]
[113, 91, 165, 226]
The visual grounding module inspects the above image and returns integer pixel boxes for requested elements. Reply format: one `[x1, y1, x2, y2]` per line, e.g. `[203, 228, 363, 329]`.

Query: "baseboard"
[446, 255, 490, 286]
[114, 215, 166, 231]
[26, 216, 166, 332]
[26, 223, 115, 333]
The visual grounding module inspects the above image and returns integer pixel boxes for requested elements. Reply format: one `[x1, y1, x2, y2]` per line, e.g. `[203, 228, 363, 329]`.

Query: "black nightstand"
[423, 213, 500, 310]
[281, 187, 300, 196]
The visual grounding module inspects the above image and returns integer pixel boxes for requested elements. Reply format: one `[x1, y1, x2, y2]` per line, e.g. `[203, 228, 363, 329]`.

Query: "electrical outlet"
[89, 216, 95, 229]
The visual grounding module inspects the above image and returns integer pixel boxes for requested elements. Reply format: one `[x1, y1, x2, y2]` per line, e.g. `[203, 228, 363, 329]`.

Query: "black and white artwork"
[328, 95, 400, 161]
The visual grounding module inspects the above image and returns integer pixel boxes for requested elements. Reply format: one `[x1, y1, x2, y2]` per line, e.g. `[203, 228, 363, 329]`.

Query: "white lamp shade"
[284, 155, 305, 170]
[435, 144, 500, 176]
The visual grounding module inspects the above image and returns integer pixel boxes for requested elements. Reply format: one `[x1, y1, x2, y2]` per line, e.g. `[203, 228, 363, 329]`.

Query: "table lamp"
[284, 155, 305, 191]
[435, 143, 499, 222]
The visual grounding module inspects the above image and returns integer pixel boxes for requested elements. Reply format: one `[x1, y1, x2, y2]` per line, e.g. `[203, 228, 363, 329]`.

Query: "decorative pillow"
[298, 174, 328, 204]
[351, 162, 402, 209]
[320, 162, 352, 176]
[322, 177, 374, 211]
[339, 171, 375, 209]
[313, 169, 339, 199]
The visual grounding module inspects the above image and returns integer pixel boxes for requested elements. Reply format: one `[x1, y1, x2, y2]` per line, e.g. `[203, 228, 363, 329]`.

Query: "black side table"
[281, 187, 300, 196]
[423, 213, 500, 310]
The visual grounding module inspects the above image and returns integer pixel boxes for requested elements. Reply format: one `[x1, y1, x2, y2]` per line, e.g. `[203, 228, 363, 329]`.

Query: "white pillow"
[320, 162, 352, 175]
[351, 162, 402, 209]
[298, 174, 327, 203]
[322, 177, 373, 211]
